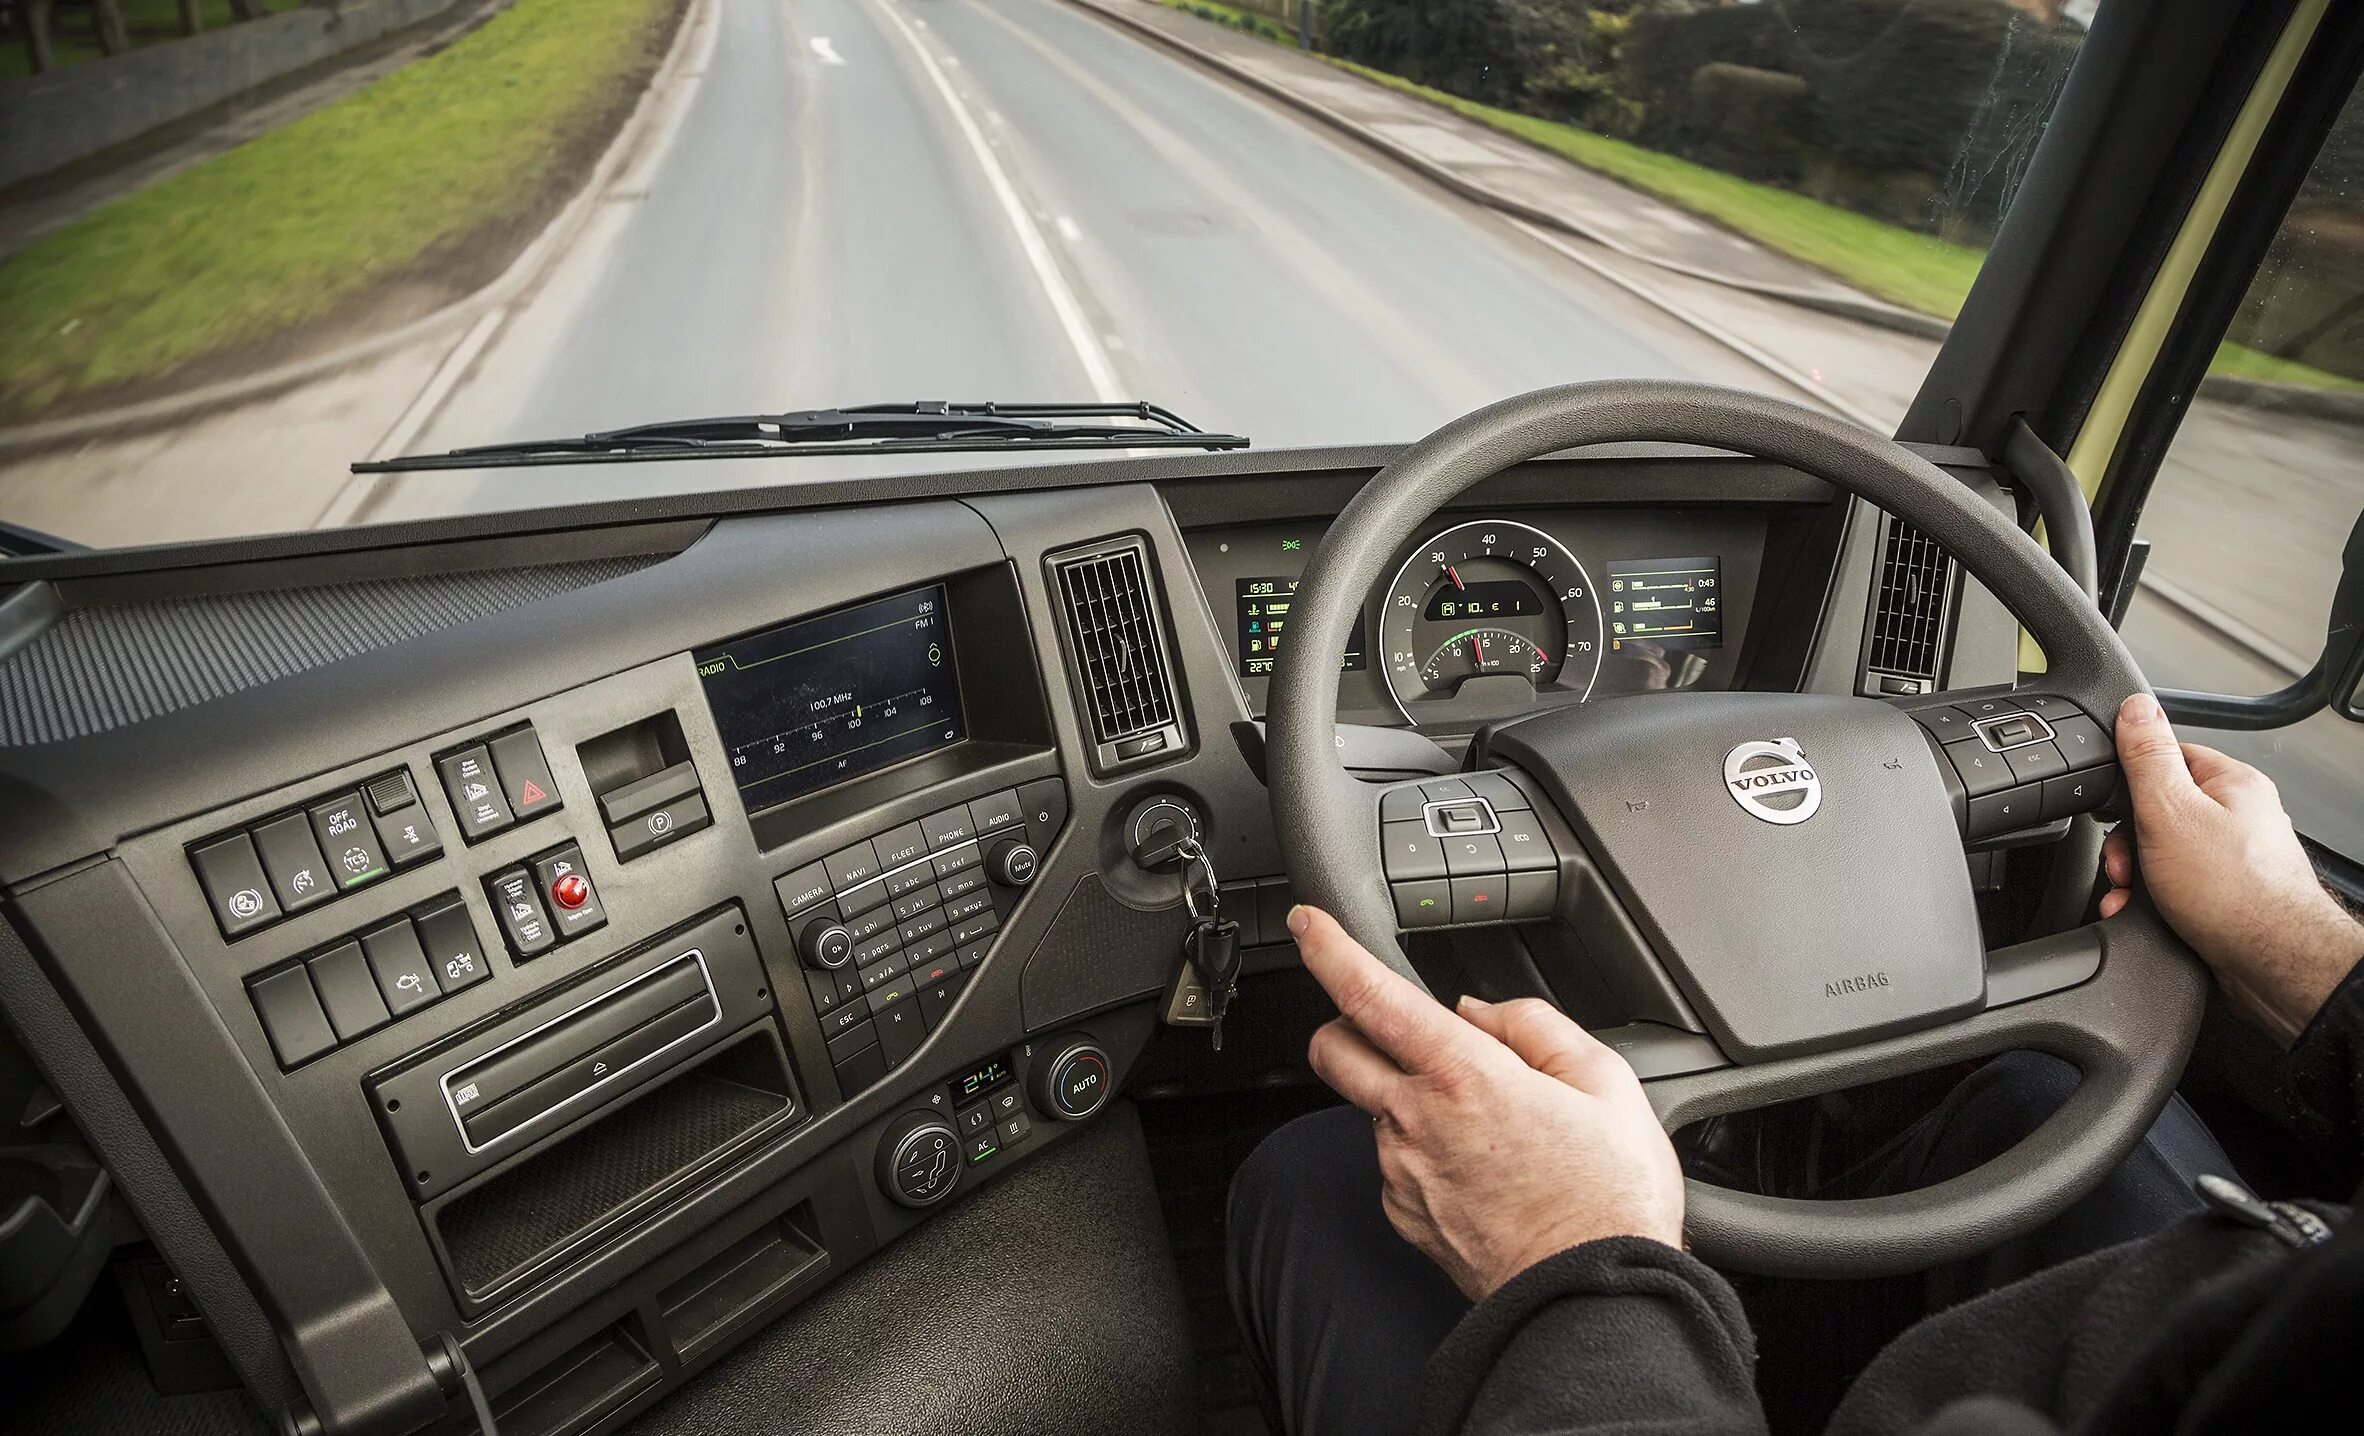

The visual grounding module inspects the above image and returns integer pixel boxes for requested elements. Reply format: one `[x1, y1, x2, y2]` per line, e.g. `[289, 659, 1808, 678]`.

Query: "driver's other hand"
[1287, 905, 1684, 1300]
[2103, 693, 2363, 1044]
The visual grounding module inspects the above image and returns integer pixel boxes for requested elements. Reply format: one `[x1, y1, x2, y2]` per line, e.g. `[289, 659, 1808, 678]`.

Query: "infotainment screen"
[695, 583, 966, 810]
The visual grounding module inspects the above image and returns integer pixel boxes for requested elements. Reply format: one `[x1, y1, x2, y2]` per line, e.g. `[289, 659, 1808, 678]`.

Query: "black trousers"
[1224, 1052, 2236, 1436]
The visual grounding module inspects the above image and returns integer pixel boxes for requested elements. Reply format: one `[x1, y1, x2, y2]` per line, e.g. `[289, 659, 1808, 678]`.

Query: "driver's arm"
[1287, 906, 1767, 1435]
[2100, 696, 2364, 1160]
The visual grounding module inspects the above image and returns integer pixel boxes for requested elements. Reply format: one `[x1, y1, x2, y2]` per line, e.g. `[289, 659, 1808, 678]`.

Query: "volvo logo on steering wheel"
[1723, 738, 1822, 825]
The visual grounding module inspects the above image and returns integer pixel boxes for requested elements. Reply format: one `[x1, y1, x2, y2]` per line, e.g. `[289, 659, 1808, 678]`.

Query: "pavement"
[0, 0, 2354, 841]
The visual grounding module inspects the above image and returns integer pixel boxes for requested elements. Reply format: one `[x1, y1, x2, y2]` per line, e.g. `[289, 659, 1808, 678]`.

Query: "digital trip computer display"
[1605, 557, 1722, 651]
[696, 582, 966, 810]
[1236, 576, 1368, 678]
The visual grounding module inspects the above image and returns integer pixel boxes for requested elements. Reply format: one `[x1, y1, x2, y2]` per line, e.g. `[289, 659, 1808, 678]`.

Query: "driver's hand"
[1287, 905, 1685, 1300]
[2102, 694, 2363, 1044]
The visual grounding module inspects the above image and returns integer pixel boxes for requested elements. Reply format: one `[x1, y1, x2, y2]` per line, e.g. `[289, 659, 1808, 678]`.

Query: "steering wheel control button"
[306, 940, 390, 1042]
[193, 831, 282, 938]
[1380, 785, 1429, 823]
[2045, 713, 2113, 767]
[248, 965, 337, 1069]
[252, 812, 336, 915]
[1939, 737, 2012, 798]
[2000, 737, 2069, 786]
[1392, 879, 1451, 927]
[529, 845, 606, 942]
[486, 869, 556, 959]
[1505, 871, 1558, 921]
[878, 1113, 962, 1209]
[1966, 787, 2040, 840]
[2011, 693, 2082, 721]
[437, 745, 516, 842]
[487, 728, 563, 822]
[1450, 874, 1509, 923]
[412, 893, 492, 995]
[1032, 1039, 1112, 1121]
[360, 917, 442, 1018]
[1459, 771, 1533, 812]
[1425, 799, 1501, 837]
[307, 793, 390, 892]
[1442, 833, 1507, 878]
[1492, 811, 1558, 872]
[1907, 706, 1975, 741]
[1974, 713, 2052, 752]
[1952, 695, 2022, 720]
[1382, 822, 1450, 881]
[2041, 767, 2118, 820]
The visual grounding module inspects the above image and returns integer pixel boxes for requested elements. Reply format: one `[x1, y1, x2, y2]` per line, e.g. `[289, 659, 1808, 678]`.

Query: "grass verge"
[1154, 1, 2361, 393]
[0, 0, 681, 422]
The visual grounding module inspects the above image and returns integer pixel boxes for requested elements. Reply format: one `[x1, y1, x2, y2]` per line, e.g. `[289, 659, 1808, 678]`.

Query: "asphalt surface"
[375, 0, 1777, 516]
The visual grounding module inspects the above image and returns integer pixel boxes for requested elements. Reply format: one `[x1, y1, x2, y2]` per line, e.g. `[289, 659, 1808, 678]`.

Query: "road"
[363, 0, 1786, 519]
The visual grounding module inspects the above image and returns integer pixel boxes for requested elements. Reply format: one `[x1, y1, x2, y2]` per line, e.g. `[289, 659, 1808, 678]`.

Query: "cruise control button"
[2046, 713, 2113, 770]
[530, 844, 606, 941]
[2041, 766, 2118, 820]
[412, 894, 492, 993]
[824, 839, 882, 893]
[1392, 879, 1451, 928]
[2001, 739, 2069, 786]
[487, 729, 563, 821]
[1381, 821, 1449, 881]
[873, 823, 929, 870]
[1441, 834, 1506, 878]
[360, 918, 441, 1017]
[969, 789, 1024, 838]
[193, 832, 280, 937]
[1492, 811, 1556, 873]
[486, 869, 555, 958]
[1450, 875, 1508, 923]
[1941, 738, 2013, 798]
[252, 812, 336, 914]
[436, 746, 514, 841]
[249, 966, 336, 1068]
[307, 793, 389, 891]
[306, 940, 389, 1042]
[1967, 786, 2042, 839]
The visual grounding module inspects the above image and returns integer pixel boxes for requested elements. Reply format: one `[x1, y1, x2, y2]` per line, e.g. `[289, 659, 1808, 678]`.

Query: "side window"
[2120, 86, 2364, 862]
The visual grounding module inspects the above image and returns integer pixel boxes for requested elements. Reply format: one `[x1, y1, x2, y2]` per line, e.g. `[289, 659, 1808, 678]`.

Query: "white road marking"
[1055, 215, 1082, 243]
[872, 0, 1124, 400]
[809, 36, 846, 65]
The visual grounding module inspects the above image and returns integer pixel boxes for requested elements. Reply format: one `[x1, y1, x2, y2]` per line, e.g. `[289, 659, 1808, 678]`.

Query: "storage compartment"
[654, 1206, 828, 1366]
[488, 1320, 662, 1436]
[432, 1031, 800, 1308]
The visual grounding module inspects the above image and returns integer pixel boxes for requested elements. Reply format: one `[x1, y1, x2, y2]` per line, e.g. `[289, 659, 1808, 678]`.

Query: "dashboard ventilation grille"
[1050, 538, 1187, 772]
[1865, 518, 1955, 692]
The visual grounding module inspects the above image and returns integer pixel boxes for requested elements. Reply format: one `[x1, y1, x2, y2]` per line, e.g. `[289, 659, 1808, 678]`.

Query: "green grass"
[1, 0, 307, 81]
[1162, 0, 1295, 46]
[0, 0, 679, 421]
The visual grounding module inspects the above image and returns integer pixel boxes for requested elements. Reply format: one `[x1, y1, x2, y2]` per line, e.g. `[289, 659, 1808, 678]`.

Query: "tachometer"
[1379, 520, 1602, 721]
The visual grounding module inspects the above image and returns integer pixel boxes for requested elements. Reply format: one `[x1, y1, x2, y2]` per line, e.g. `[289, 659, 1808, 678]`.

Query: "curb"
[0, 0, 711, 459]
[1054, 0, 1950, 340]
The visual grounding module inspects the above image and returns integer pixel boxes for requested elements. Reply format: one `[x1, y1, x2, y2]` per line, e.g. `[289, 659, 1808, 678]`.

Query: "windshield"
[0, 0, 2089, 546]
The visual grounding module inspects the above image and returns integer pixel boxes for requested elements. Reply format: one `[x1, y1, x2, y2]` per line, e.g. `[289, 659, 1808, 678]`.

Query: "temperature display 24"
[1605, 557, 1722, 651]
[695, 583, 966, 810]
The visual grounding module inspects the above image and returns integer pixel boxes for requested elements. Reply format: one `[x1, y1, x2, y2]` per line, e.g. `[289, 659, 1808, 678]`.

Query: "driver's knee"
[1226, 1106, 1383, 1315]
[1942, 1050, 2082, 1165]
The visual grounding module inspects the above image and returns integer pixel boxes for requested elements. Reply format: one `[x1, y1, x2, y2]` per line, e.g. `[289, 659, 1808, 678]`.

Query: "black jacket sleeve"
[2286, 951, 2364, 1169]
[1419, 1236, 1766, 1436]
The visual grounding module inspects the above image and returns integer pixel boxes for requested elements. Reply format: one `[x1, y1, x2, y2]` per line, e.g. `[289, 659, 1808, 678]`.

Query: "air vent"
[1863, 517, 1957, 696]
[1049, 537, 1188, 772]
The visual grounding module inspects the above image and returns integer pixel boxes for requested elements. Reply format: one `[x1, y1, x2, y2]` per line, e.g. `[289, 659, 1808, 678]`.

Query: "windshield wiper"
[352, 400, 1249, 473]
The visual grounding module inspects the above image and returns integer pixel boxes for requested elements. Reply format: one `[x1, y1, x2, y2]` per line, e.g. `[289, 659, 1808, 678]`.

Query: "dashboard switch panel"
[308, 792, 391, 893]
[192, 832, 280, 938]
[530, 844, 607, 943]
[488, 728, 564, 822]
[487, 868, 557, 959]
[438, 745, 516, 842]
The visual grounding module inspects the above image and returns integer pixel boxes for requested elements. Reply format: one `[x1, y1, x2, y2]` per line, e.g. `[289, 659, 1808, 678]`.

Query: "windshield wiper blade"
[352, 400, 1249, 473]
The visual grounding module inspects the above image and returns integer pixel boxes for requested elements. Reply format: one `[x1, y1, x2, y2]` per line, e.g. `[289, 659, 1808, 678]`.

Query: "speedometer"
[1378, 520, 1603, 722]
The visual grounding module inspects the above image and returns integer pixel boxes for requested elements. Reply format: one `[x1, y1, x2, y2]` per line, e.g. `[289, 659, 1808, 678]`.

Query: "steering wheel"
[1267, 381, 2208, 1280]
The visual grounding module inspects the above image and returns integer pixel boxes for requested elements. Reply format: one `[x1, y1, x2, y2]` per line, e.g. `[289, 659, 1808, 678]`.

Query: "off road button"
[487, 728, 562, 821]
[437, 745, 515, 841]
[252, 812, 335, 914]
[306, 793, 390, 892]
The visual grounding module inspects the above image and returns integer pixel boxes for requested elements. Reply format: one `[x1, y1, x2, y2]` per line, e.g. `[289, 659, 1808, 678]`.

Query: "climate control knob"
[875, 1112, 961, 1209]
[798, 916, 853, 970]
[985, 838, 1038, 888]
[1029, 1036, 1112, 1122]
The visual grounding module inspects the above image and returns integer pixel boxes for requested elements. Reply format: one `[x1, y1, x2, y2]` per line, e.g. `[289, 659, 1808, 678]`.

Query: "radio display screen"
[696, 583, 966, 810]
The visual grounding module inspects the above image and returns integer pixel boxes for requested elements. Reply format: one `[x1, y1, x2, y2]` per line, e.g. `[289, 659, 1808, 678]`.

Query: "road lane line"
[873, 0, 1125, 400]
[809, 37, 846, 65]
[1055, 215, 1082, 243]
